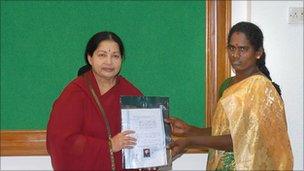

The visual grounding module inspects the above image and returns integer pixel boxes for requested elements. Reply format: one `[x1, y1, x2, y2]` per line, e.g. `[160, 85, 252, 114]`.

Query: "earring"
[257, 56, 260, 59]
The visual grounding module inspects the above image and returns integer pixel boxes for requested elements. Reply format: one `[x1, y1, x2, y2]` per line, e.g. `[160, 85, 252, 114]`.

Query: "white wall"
[0, 156, 53, 170]
[232, 1, 304, 170]
[0, 155, 207, 170]
[1, 1, 303, 170]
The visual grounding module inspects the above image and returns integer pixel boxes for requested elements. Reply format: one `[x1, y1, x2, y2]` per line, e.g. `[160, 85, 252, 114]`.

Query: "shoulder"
[247, 75, 282, 99]
[64, 76, 86, 94]
[248, 75, 273, 88]
[55, 76, 88, 103]
[117, 75, 143, 96]
[219, 77, 233, 98]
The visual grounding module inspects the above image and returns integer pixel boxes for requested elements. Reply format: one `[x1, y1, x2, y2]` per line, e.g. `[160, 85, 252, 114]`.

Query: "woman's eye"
[98, 54, 106, 57]
[229, 46, 235, 51]
[240, 47, 245, 52]
[113, 55, 120, 59]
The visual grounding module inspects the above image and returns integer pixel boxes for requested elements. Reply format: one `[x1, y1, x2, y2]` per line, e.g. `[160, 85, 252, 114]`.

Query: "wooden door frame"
[0, 1, 231, 156]
[206, 0, 231, 128]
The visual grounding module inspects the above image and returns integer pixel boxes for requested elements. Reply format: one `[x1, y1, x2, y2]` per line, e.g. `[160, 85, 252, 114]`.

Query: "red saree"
[47, 71, 142, 170]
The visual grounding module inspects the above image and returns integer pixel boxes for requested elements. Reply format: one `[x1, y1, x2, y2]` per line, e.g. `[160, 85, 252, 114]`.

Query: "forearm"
[188, 134, 233, 151]
[186, 127, 211, 136]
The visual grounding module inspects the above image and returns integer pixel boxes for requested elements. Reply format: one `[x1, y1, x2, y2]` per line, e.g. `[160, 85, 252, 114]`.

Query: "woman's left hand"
[111, 130, 137, 152]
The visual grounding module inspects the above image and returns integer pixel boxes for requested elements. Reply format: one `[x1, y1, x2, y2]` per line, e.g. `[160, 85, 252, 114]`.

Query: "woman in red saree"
[47, 31, 142, 170]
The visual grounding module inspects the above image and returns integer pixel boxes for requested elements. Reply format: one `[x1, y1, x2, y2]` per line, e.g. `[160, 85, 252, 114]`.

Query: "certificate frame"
[120, 96, 171, 169]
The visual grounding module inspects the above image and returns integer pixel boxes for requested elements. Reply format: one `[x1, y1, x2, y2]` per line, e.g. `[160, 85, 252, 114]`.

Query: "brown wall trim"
[0, 1, 231, 156]
[1, 130, 47, 156]
[205, 0, 231, 127]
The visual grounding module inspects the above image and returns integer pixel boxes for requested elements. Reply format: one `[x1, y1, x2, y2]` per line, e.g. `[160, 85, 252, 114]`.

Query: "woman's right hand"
[111, 130, 136, 152]
[170, 137, 190, 158]
[165, 117, 191, 136]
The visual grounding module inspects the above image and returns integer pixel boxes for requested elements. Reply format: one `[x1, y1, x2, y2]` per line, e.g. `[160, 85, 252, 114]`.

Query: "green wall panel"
[1, 1, 206, 129]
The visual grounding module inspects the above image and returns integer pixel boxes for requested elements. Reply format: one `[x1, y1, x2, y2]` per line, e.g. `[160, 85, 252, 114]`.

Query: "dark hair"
[228, 22, 281, 95]
[77, 31, 125, 76]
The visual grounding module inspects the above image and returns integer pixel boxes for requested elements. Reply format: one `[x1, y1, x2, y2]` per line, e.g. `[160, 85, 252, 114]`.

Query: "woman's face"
[87, 40, 122, 81]
[227, 32, 261, 74]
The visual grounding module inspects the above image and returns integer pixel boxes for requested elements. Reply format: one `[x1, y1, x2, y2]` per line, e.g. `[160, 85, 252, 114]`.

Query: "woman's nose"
[105, 56, 112, 64]
[232, 50, 240, 59]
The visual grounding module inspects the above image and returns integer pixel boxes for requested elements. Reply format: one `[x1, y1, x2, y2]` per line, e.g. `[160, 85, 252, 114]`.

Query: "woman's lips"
[232, 61, 241, 67]
[102, 68, 114, 72]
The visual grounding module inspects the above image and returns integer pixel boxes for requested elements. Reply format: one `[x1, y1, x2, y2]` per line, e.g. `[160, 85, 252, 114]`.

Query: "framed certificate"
[120, 96, 172, 169]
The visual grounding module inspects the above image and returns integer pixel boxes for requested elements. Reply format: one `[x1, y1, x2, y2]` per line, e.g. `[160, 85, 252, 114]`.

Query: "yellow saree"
[207, 75, 293, 170]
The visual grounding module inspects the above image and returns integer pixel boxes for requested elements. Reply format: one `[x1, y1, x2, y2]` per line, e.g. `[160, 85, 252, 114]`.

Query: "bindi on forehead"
[97, 49, 120, 54]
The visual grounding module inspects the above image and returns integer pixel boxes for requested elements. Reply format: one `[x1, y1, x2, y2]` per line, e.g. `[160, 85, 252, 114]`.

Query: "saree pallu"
[207, 75, 293, 170]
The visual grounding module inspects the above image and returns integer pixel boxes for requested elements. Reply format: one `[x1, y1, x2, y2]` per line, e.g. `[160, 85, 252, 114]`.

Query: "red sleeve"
[46, 84, 111, 170]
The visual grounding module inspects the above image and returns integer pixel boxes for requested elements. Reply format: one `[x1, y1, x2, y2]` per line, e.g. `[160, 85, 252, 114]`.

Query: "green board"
[1, 1, 206, 130]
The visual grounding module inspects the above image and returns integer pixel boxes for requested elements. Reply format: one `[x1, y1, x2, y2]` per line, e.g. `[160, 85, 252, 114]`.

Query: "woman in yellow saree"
[167, 22, 293, 170]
